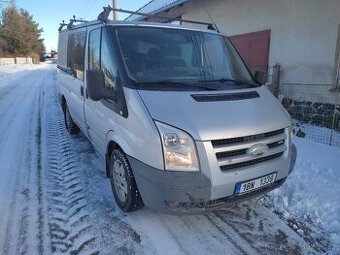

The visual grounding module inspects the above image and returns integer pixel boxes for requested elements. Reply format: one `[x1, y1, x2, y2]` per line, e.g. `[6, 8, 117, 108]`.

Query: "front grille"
[211, 128, 287, 171]
[220, 152, 284, 171]
[216, 149, 248, 159]
[212, 128, 285, 147]
[267, 140, 285, 149]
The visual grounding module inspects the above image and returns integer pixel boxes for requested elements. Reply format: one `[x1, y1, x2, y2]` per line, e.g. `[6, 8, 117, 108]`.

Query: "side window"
[88, 28, 101, 70]
[67, 30, 86, 80]
[101, 30, 118, 91]
[57, 32, 68, 69]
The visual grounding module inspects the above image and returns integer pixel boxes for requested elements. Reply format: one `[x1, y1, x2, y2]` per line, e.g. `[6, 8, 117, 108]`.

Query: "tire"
[109, 149, 144, 212]
[64, 104, 79, 134]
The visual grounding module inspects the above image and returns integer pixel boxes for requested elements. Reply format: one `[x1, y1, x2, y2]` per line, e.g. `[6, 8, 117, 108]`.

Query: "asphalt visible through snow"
[0, 64, 320, 255]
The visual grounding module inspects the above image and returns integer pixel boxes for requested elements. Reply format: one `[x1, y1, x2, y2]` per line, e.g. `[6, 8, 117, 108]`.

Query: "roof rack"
[58, 20, 67, 31]
[58, 15, 88, 31]
[97, 5, 219, 32]
[58, 6, 219, 32]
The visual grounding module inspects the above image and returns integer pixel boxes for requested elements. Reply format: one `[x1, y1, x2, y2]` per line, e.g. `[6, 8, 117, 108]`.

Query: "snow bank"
[264, 137, 340, 252]
[0, 64, 44, 89]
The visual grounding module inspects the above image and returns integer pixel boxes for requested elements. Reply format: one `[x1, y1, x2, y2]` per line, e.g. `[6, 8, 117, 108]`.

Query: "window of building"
[67, 30, 86, 80]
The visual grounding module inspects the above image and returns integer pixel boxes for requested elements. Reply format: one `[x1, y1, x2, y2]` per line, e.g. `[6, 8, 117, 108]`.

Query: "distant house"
[127, 0, 340, 102]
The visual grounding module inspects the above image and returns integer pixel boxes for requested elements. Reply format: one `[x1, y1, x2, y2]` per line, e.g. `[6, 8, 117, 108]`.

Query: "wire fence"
[280, 83, 340, 147]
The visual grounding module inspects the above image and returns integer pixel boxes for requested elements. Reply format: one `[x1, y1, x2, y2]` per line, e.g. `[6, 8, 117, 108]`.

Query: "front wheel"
[109, 149, 144, 212]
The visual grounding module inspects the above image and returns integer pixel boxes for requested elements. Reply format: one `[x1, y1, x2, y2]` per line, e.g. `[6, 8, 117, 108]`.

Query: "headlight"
[155, 121, 199, 171]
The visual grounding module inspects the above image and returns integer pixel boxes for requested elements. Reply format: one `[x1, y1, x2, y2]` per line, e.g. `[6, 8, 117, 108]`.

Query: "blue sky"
[2, 0, 150, 51]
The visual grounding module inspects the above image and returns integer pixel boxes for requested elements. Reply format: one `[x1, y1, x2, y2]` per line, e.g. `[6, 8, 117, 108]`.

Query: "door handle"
[80, 86, 84, 96]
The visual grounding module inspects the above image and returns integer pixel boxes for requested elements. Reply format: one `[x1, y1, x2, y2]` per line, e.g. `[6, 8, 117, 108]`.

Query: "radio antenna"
[201, 2, 220, 33]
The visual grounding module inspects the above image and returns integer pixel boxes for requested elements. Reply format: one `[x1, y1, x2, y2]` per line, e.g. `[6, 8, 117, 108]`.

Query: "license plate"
[235, 173, 277, 195]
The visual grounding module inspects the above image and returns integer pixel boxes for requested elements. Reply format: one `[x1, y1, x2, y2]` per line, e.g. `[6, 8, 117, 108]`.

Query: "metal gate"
[229, 29, 271, 79]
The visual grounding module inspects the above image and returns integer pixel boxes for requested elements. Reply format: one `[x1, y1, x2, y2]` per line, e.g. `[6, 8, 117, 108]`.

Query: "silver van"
[57, 12, 296, 213]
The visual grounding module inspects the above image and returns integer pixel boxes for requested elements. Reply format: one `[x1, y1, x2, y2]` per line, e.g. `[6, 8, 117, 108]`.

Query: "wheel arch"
[105, 132, 129, 178]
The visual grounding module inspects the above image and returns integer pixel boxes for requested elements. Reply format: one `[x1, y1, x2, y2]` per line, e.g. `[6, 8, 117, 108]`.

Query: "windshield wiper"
[133, 81, 218, 91]
[199, 78, 259, 87]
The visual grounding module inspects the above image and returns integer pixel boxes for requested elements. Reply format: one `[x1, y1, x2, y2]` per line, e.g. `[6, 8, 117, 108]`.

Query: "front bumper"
[127, 155, 211, 213]
[127, 144, 296, 214]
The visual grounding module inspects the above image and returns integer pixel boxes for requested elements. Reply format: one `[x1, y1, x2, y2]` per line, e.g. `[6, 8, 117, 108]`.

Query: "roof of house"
[125, 0, 189, 21]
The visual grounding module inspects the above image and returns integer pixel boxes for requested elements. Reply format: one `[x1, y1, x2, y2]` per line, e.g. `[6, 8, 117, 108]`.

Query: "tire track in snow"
[41, 71, 100, 254]
[59, 135, 148, 255]
[204, 214, 249, 255]
[36, 90, 46, 255]
[211, 202, 306, 255]
[45, 121, 97, 254]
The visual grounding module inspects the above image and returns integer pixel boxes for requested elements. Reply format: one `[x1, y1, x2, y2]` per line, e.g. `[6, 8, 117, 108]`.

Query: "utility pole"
[113, 0, 118, 20]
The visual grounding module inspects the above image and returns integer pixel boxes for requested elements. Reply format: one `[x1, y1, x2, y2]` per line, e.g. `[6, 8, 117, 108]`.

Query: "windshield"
[115, 27, 258, 90]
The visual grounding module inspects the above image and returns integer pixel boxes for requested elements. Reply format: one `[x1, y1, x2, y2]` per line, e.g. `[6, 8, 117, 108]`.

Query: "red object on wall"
[229, 29, 271, 76]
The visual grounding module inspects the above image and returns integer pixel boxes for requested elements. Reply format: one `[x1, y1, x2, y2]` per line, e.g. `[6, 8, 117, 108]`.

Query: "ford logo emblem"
[247, 144, 269, 157]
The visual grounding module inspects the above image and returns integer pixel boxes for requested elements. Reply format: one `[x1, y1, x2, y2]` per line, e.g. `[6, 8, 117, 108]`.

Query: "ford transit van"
[57, 14, 296, 213]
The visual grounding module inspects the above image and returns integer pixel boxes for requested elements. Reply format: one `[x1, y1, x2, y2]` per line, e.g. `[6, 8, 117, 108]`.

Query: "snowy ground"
[0, 64, 338, 254]
[262, 138, 340, 253]
[292, 120, 340, 147]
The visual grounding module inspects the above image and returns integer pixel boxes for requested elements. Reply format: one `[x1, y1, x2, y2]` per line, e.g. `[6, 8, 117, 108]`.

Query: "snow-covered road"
[0, 64, 332, 254]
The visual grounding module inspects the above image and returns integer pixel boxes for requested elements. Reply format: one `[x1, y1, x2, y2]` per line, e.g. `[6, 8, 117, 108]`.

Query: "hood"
[137, 86, 290, 141]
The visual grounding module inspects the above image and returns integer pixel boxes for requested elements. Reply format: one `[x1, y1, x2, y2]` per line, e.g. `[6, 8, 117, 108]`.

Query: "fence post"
[272, 64, 281, 98]
[329, 109, 336, 146]
[266, 64, 281, 98]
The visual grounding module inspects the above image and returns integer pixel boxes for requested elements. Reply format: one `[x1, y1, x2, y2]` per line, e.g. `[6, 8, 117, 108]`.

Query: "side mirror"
[255, 70, 265, 84]
[86, 70, 119, 101]
[86, 69, 105, 101]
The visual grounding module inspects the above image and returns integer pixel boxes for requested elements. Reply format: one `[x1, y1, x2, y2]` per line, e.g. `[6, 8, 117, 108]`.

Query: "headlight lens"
[155, 121, 199, 171]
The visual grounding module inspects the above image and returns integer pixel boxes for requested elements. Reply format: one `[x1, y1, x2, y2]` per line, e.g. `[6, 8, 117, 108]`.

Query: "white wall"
[0, 57, 33, 65]
[0, 58, 15, 65]
[181, 0, 340, 86]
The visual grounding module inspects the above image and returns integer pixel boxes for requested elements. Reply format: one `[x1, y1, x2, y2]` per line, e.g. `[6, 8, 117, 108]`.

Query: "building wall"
[0, 57, 33, 65]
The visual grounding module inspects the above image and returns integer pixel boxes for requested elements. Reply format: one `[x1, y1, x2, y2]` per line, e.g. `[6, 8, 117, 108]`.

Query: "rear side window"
[67, 30, 86, 80]
[57, 31, 68, 69]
